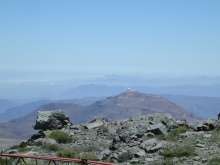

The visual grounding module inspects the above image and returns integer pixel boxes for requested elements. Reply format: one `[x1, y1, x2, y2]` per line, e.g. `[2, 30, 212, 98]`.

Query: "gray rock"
[113, 150, 133, 162]
[147, 123, 167, 135]
[83, 118, 106, 129]
[195, 123, 209, 131]
[130, 158, 141, 164]
[176, 120, 188, 127]
[99, 149, 111, 160]
[144, 132, 155, 138]
[145, 157, 155, 162]
[202, 158, 208, 163]
[140, 138, 164, 153]
[29, 131, 45, 141]
[193, 156, 201, 161]
[35, 138, 57, 146]
[34, 111, 71, 130]
[194, 119, 216, 132]
[128, 146, 145, 157]
[148, 113, 177, 129]
[195, 143, 205, 148]
[203, 134, 211, 138]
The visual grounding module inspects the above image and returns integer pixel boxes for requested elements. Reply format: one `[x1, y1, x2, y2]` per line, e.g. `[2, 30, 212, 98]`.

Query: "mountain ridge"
[0, 90, 194, 139]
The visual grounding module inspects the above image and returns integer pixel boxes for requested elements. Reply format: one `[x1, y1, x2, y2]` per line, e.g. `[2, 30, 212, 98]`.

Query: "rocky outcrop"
[194, 119, 217, 131]
[30, 131, 45, 141]
[9, 112, 220, 165]
[140, 138, 165, 153]
[0, 90, 197, 139]
[147, 123, 167, 135]
[83, 118, 107, 129]
[34, 111, 72, 130]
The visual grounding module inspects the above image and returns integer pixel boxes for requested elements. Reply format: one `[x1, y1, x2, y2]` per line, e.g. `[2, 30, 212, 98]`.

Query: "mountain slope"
[165, 95, 220, 119]
[0, 90, 193, 139]
[0, 103, 83, 139]
[0, 100, 50, 122]
[82, 90, 193, 121]
[0, 98, 100, 123]
[0, 99, 20, 114]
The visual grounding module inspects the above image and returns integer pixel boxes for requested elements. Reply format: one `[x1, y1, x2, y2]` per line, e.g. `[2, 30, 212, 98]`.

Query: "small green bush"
[57, 148, 79, 158]
[163, 158, 174, 165]
[161, 145, 195, 158]
[165, 126, 189, 141]
[152, 158, 174, 165]
[10, 142, 31, 152]
[43, 143, 60, 151]
[0, 158, 13, 165]
[49, 130, 72, 144]
[17, 147, 31, 152]
[80, 152, 98, 160]
[210, 130, 220, 144]
[79, 144, 100, 152]
[208, 157, 220, 165]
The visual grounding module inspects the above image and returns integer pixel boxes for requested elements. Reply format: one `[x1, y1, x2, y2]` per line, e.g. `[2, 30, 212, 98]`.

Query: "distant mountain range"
[63, 84, 220, 98]
[0, 100, 50, 123]
[80, 90, 193, 122]
[1, 78, 220, 99]
[165, 95, 220, 119]
[0, 90, 193, 139]
[0, 98, 101, 123]
[0, 99, 20, 114]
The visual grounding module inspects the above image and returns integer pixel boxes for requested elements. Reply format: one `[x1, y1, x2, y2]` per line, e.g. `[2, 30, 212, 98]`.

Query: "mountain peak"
[118, 88, 142, 96]
[123, 88, 137, 95]
[117, 89, 155, 98]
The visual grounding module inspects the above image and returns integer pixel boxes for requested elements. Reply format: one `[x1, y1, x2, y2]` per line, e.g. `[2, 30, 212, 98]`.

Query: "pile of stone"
[34, 111, 72, 130]
[10, 111, 220, 164]
[29, 111, 72, 142]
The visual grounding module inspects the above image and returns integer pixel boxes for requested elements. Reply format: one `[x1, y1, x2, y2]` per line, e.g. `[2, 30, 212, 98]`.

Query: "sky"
[0, 0, 220, 82]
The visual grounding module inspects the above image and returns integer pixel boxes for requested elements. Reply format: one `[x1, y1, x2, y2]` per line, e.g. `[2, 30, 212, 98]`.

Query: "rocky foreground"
[5, 111, 220, 165]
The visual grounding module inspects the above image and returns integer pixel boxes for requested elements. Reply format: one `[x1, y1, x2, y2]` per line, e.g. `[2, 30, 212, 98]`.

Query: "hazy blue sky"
[0, 0, 220, 81]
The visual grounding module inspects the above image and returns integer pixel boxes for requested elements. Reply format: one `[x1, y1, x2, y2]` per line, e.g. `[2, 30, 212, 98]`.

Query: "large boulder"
[128, 146, 146, 157]
[83, 118, 107, 129]
[34, 111, 71, 130]
[29, 131, 45, 141]
[147, 123, 168, 135]
[194, 119, 216, 132]
[147, 113, 177, 129]
[140, 138, 165, 153]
